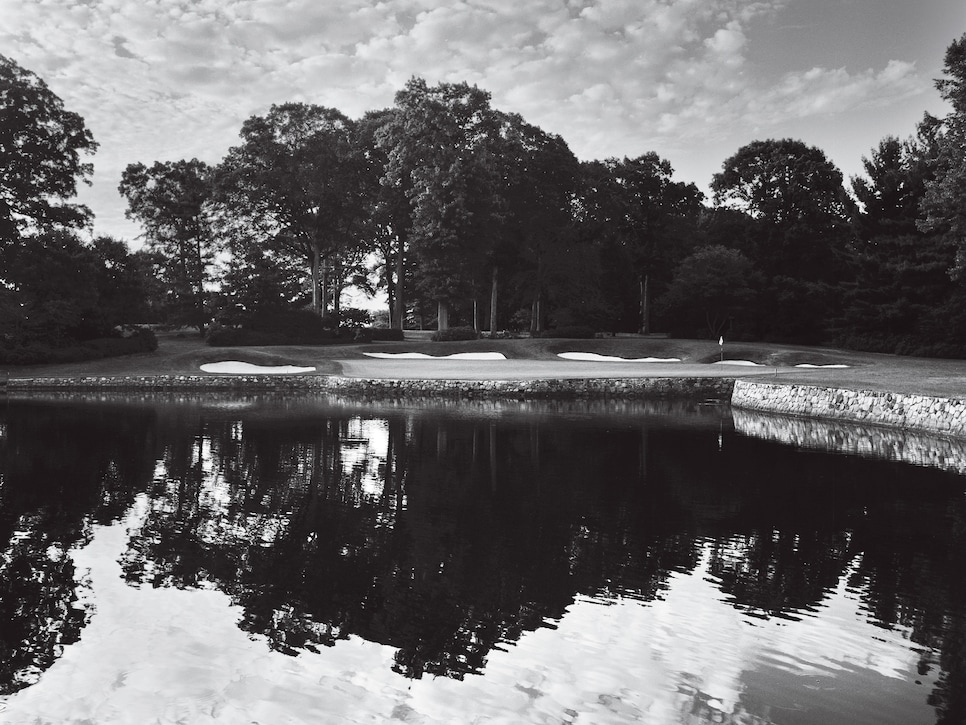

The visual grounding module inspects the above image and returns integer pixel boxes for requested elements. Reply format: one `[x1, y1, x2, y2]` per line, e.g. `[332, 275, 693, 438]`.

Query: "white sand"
[362, 352, 507, 360]
[710, 360, 763, 366]
[794, 364, 851, 368]
[200, 361, 316, 374]
[558, 353, 682, 363]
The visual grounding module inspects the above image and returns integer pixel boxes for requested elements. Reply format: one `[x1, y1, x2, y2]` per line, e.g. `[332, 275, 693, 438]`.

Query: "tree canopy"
[215, 103, 370, 316]
[0, 54, 97, 241]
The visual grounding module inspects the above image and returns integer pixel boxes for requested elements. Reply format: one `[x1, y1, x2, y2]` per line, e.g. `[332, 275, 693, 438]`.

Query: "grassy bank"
[6, 331, 966, 399]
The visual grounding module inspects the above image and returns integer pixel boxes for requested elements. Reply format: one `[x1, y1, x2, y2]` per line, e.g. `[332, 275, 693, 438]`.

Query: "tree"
[712, 138, 851, 226]
[0, 54, 97, 242]
[578, 154, 703, 333]
[711, 138, 853, 282]
[119, 159, 215, 332]
[920, 33, 966, 277]
[499, 116, 583, 333]
[659, 245, 756, 339]
[837, 118, 966, 356]
[88, 235, 157, 325]
[379, 78, 505, 330]
[215, 103, 370, 317]
[0, 230, 103, 345]
[358, 108, 412, 329]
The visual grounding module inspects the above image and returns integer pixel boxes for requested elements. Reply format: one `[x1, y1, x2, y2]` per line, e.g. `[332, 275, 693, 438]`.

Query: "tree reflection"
[0, 401, 159, 694]
[3, 394, 966, 722]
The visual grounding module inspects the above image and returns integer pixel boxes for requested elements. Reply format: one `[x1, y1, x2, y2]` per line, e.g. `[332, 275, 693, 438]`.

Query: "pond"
[0, 393, 964, 724]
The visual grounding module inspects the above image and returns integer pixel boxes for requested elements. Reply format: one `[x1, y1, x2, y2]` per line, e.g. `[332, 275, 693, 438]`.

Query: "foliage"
[368, 328, 405, 341]
[532, 326, 597, 339]
[1, 230, 106, 345]
[0, 327, 157, 365]
[497, 115, 583, 333]
[118, 159, 216, 332]
[660, 245, 757, 339]
[0, 54, 98, 241]
[430, 326, 480, 342]
[578, 154, 704, 332]
[334, 307, 373, 328]
[215, 244, 306, 318]
[206, 308, 346, 346]
[920, 33, 966, 278]
[379, 79, 505, 317]
[712, 138, 852, 227]
[214, 103, 370, 316]
[711, 139, 854, 283]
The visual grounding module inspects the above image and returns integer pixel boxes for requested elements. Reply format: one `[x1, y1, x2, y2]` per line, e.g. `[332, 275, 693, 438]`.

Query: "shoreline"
[5, 371, 966, 440]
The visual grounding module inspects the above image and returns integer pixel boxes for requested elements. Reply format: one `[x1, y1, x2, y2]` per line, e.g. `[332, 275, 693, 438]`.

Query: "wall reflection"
[733, 408, 966, 475]
[0, 395, 965, 723]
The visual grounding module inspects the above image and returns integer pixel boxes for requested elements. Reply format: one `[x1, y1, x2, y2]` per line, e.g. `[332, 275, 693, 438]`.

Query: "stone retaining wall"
[732, 380, 966, 438]
[2, 374, 735, 400]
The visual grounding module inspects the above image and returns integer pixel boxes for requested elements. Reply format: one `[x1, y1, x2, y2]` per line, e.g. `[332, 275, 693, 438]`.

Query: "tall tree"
[920, 33, 966, 277]
[711, 138, 853, 281]
[379, 78, 505, 330]
[500, 116, 582, 333]
[837, 117, 965, 356]
[0, 54, 97, 242]
[579, 154, 703, 333]
[359, 108, 412, 329]
[215, 103, 369, 316]
[119, 159, 215, 333]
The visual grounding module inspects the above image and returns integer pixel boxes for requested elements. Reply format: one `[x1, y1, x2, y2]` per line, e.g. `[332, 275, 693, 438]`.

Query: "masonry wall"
[732, 380, 966, 438]
[2, 375, 735, 400]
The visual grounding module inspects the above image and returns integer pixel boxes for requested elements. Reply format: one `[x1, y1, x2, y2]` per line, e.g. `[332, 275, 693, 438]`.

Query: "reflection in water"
[733, 408, 966, 475]
[0, 394, 964, 723]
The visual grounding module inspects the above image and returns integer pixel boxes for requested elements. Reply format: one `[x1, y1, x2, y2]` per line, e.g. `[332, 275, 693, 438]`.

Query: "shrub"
[431, 326, 480, 342]
[0, 326, 159, 365]
[533, 326, 597, 339]
[245, 309, 329, 341]
[369, 328, 405, 342]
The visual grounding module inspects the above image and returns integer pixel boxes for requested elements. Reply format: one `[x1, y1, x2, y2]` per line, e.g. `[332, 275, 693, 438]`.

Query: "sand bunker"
[794, 364, 851, 368]
[711, 360, 763, 366]
[558, 352, 682, 362]
[200, 361, 316, 374]
[362, 352, 507, 360]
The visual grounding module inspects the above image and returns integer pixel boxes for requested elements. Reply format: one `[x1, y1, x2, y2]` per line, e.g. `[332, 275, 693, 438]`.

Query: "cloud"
[0, 0, 933, 240]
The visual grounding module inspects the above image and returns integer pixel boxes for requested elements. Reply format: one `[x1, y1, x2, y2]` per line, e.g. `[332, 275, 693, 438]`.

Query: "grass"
[6, 330, 966, 399]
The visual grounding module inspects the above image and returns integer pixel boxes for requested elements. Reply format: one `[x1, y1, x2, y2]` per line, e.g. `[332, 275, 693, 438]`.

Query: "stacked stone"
[5, 375, 735, 400]
[732, 380, 966, 438]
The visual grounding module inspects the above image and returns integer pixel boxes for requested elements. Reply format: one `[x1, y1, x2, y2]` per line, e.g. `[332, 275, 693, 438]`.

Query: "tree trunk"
[489, 266, 498, 333]
[321, 257, 330, 317]
[472, 298, 479, 331]
[311, 246, 321, 315]
[640, 273, 650, 335]
[530, 291, 542, 334]
[332, 258, 342, 316]
[437, 300, 449, 330]
[393, 235, 405, 330]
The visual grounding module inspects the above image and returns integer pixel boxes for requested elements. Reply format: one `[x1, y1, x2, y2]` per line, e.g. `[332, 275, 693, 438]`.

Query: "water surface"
[0, 394, 963, 724]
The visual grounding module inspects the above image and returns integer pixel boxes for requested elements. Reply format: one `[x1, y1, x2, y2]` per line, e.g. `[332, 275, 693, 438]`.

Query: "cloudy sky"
[3, 0, 963, 243]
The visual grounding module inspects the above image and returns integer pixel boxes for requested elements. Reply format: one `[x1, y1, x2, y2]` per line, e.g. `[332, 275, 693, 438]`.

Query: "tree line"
[2, 32, 966, 359]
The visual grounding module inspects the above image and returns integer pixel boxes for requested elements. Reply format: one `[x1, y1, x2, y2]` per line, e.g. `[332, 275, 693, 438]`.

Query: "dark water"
[0, 393, 964, 724]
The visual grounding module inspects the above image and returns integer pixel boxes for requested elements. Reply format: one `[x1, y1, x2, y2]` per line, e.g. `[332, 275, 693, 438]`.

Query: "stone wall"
[732, 380, 966, 438]
[2, 374, 734, 400]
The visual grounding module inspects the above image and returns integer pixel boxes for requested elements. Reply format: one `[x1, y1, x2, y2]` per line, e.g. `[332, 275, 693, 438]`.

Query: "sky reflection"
[0, 507, 937, 725]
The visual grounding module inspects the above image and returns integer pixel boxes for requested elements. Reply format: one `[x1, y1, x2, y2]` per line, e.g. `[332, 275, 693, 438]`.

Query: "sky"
[2, 0, 964, 244]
